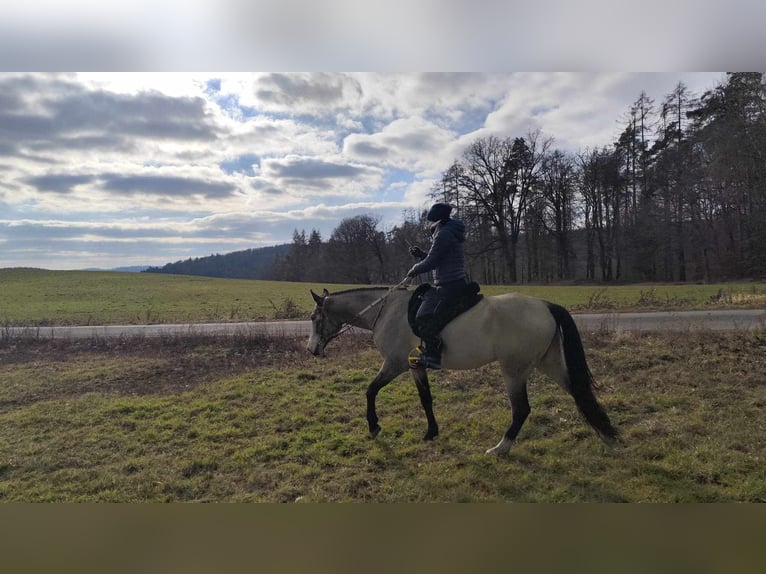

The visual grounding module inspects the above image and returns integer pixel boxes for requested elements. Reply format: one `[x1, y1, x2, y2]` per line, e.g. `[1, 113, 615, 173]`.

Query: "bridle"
[319, 277, 412, 343]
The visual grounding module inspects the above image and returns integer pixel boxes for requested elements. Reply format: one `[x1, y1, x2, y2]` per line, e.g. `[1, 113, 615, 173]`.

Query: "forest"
[155, 73, 766, 285]
[145, 244, 290, 279]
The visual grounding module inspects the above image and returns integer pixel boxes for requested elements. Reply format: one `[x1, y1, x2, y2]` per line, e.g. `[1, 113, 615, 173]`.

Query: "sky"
[0, 72, 728, 269]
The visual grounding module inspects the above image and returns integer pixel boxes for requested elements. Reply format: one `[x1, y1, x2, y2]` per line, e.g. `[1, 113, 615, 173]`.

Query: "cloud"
[0, 74, 219, 165]
[344, 116, 457, 173]
[250, 156, 385, 200]
[101, 174, 237, 199]
[474, 72, 725, 152]
[254, 73, 361, 111]
[265, 157, 373, 181]
[24, 174, 96, 193]
[0, 216, 269, 269]
[0, 199, 414, 269]
[16, 163, 246, 211]
[51, 88, 215, 140]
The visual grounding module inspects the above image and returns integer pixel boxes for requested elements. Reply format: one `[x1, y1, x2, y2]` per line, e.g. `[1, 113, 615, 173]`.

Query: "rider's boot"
[417, 317, 443, 370]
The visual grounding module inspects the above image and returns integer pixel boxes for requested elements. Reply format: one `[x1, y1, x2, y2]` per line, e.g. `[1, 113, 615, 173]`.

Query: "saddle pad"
[407, 282, 483, 337]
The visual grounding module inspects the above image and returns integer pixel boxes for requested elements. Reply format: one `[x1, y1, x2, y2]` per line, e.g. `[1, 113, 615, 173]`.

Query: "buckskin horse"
[307, 285, 617, 455]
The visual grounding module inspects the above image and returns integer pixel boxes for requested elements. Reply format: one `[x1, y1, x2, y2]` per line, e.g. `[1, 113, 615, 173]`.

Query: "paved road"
[5, 309, 765, 340]
[572, 309, 766, 332]
[5, 321, 317, 340]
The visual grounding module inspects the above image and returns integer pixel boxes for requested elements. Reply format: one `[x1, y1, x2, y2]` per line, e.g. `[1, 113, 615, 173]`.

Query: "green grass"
[1, 268, 765, 326]
[0, 331, 763, 502]
[481, 282, 766, 312]
[0, 268, 360, 326]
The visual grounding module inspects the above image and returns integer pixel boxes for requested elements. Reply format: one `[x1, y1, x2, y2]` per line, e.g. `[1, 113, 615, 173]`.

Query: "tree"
[653, 82, 695, 280]
[686, 72, 766, 278]
[578, 147, 623, 281]
[327, 214, 387, 283]
[455, 136, 516, 282]
[454, 132, 551, 283]
[540, 149, 577, 280]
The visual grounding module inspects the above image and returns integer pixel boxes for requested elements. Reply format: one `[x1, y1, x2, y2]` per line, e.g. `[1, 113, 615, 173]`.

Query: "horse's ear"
[322, 288, 330, 297]
[310, 289, 325, 305]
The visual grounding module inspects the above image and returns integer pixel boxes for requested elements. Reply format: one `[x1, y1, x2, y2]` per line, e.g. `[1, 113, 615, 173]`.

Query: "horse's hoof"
[485, 440, 513, 456]
[422, 432, 438, 441]
[369, 425, 381, 439]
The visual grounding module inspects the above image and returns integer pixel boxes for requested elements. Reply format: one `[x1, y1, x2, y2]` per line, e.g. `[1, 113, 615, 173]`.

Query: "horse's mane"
[331, 286, 407, 296]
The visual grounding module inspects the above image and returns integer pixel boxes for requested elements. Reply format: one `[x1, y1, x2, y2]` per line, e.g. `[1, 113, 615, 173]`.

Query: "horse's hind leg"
[411, 368, 439, 440]
[538, 330, 618, 445]
[486, 367, 531, 456]
[537, 331, 571, 394]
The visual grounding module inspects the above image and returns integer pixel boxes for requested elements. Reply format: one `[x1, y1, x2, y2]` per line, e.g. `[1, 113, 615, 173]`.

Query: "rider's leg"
[415, 289, 444, 369]
[417, 315, 443, 369]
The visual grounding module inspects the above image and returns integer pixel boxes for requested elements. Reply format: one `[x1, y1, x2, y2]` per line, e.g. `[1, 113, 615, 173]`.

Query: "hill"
[143, 244, 290, 279]
[84, 266, 150, 272]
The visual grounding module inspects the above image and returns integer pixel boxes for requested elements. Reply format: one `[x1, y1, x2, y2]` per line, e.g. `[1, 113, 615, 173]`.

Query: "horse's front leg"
[411, 367, 439, 441]
[365, 363, 402, 438]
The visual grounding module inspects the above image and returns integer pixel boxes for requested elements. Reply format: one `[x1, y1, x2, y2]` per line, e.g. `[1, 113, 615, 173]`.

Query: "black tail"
[546, 302, 618, 443]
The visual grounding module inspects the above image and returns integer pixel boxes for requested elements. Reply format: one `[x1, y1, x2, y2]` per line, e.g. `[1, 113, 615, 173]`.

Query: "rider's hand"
[406, 267, 418, 278]
[409, 246, 426, 259]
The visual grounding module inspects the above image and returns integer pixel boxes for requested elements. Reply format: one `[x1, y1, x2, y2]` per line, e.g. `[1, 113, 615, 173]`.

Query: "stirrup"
[408, 346, 425, 369]
[408, 346, 442, 370]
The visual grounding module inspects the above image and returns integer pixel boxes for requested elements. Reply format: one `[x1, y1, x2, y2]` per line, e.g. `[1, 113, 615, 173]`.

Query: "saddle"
[407, 282, 483, 338]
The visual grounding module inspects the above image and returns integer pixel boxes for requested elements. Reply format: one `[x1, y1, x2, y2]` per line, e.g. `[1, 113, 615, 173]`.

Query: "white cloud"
[344, 116, 457, 174]
[0, 71, 731, 269]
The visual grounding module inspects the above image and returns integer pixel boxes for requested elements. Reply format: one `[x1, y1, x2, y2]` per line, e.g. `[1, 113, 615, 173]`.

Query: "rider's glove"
[409, 246, 426, 259]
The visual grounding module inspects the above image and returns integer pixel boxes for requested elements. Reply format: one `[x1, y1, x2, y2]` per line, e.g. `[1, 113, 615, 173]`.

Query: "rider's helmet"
[426, 203, 452, 222]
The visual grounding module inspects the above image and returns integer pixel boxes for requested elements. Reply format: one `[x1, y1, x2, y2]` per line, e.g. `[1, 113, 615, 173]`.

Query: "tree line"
[275, 73, 766, 285]
[144, 244, 290, 279]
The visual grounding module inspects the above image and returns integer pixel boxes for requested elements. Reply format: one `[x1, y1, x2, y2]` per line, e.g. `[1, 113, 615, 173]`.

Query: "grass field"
[0, 268, 343, 326]
[1, 268, 766, 326]
[0, 330, 763, 502]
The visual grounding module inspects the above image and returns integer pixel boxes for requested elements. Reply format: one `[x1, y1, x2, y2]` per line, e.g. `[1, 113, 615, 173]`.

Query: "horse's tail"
[546, 302, 618, 443]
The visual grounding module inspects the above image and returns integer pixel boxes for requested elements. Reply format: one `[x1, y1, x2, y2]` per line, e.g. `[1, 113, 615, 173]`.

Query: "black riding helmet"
[426, 202, 452, 222]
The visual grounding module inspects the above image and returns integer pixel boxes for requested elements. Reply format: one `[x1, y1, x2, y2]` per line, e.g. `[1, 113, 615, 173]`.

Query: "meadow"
[0, 330, 763, 502]
[0, 268, 763, 502]
[1, 268, 766, 326]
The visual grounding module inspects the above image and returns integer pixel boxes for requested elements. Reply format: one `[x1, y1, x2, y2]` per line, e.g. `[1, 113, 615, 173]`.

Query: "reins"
[330, 277, 411, 340]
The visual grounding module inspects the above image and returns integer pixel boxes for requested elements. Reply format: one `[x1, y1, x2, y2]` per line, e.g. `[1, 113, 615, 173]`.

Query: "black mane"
[330, 286, 407, 296]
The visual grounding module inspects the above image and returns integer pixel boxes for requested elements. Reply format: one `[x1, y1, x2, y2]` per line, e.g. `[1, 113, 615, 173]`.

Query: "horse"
[306, 285, 618, 455]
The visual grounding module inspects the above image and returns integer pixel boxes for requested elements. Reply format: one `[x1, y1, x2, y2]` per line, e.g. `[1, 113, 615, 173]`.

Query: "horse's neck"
[335, 289, 390, 329]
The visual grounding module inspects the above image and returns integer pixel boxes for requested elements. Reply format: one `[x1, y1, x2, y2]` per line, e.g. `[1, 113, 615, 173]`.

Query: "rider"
[406, 202, 468, 369]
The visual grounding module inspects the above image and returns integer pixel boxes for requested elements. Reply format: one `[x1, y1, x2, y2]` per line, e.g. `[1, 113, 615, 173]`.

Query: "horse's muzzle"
[306, 340, 326, 357]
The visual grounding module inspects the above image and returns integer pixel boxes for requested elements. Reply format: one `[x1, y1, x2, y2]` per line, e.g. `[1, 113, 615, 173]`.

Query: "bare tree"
[454, 132, 551, 282]
[539, 149, 577, 280]
[327, 214, 387, 283]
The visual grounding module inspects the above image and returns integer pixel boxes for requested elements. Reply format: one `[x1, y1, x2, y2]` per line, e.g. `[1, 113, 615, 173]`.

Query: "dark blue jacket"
[410, 218, 467, 286]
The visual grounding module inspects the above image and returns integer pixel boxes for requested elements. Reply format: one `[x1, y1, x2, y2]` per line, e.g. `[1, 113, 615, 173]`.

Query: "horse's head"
[306, 288, 343, 356]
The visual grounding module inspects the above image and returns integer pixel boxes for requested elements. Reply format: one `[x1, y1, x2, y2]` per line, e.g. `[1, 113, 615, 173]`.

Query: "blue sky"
[0, 72, 725, 269]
